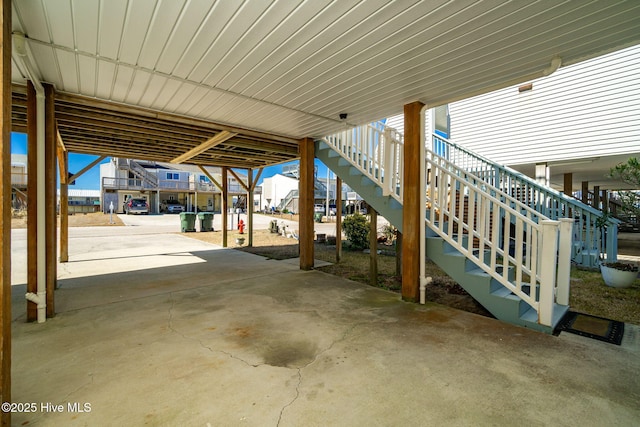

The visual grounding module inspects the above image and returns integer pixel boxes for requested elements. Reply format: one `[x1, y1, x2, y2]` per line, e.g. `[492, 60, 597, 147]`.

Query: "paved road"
[10, 212, 390, 285]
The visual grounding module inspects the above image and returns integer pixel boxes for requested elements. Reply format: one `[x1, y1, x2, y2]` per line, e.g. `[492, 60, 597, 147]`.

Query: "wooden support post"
[299, 137, 315, 270]
[602, 190, 608, 214]
[44, 83, 56, 313]
[593, 185, 600, 211]
[26, 81, 37, 322]
[57, 138, 68, 262]
[563, 173, 572, 196]
[0, 1, 12, 420]
[221, 167, 228, 248]
[581, 181, 589, 205]
[335, 176, 342, 262]
[402, 101, 424, 302]
[369, 209, 378, 287]
[563, 172, 573, 217]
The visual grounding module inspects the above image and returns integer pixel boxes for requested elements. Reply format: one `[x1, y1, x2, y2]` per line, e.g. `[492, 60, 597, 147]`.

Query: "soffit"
[9, 1, 640, 157]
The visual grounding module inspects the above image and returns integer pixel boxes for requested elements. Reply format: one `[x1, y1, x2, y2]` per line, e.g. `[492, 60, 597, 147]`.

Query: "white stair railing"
[323, 124, 404, 204]
[322, 122, 571, 326]
[425, 148, 571, 326]
[432, 134, 618, 266]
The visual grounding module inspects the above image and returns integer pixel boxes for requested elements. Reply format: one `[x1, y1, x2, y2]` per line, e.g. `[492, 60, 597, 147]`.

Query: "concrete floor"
[9, 217, 640, 426]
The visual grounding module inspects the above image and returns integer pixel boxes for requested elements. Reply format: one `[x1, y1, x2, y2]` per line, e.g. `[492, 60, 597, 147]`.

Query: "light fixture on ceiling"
[339, 113, 347, 121]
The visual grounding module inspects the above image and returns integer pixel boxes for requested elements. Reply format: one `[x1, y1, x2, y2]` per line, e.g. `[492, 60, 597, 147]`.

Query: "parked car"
[124, 198, 149, 215]
[314, 204, 325, 213]
[163, 200, 184, 214]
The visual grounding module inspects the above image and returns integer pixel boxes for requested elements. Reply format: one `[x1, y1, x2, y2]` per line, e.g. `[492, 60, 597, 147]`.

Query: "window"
[166, 172, 179, 180]
[199, 175, 211, 183]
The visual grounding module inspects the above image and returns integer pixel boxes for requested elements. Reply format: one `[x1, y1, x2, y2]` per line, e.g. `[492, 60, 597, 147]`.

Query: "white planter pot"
[600, 264, 638, 288]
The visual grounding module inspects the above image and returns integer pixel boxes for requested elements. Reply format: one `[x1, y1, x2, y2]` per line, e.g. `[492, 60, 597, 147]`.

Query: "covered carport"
[2, 1, 640, 423]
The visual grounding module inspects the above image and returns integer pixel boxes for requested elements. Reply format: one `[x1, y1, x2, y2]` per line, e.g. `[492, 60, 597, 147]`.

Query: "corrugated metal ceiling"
[9, 0, 640, 161]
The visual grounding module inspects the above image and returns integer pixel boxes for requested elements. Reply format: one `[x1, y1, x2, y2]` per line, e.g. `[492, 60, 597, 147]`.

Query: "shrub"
[343, 213, 370, 250]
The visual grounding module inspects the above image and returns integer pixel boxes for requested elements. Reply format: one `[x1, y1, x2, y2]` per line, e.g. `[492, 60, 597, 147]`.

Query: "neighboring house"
[57, 189, 101, 214]
[100, 158, 254, 214]
[260, 171, 363, 214]
[386, 44, 640, 194]
[260, 173, 299, 212]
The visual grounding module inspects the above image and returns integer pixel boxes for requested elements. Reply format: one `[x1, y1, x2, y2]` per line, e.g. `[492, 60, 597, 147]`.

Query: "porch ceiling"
[9, 0, 640, 166]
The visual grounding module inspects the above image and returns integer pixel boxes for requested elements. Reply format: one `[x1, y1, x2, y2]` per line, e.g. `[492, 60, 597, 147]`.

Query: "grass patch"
[570, 267, 640, 325]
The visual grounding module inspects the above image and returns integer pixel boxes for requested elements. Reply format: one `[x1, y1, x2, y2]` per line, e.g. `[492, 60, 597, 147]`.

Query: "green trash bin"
[180, 212, 196, 232]
[314, 212, 323, 223]
[197, 212, 214, 232]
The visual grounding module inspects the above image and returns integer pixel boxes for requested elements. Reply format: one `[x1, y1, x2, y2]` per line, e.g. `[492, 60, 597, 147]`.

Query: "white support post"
[556, 218, 574, 306]
[382, 128, 392, 197]
[538, 220, 560, 326]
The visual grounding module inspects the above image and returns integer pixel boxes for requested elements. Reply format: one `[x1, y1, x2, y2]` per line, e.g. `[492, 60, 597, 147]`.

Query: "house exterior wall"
[448, 45, 640, 165]
[260, 174, 299, 209]
[385, 44, 640, 166]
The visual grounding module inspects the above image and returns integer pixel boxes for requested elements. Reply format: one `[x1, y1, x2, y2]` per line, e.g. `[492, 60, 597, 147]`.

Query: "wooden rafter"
[197, 166, 223, 192]
[228, 168, 249, 192]
[171, 131, 238, 164]
[68, 155, 107, 183]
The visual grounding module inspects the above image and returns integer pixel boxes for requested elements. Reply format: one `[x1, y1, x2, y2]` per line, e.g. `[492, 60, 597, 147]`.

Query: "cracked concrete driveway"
[9, 222, 640, 426]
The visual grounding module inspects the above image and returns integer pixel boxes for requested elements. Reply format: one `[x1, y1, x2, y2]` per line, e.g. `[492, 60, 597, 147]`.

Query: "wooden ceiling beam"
[171, 131, 237, 164]
[54, 91, 299, 144]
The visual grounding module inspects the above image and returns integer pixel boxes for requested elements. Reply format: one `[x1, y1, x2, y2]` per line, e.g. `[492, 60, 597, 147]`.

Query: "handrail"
[322, 123, 404, 204]
[432, 133, 618, 266]
[425, 148, 571, 326]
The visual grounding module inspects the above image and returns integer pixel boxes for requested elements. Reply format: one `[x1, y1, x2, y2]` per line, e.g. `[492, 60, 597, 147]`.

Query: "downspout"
[14, 32, 46, 323]
[419, 104, 430, 304]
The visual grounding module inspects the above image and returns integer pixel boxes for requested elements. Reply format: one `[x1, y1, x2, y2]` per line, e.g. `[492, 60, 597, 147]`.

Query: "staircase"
[431, 135, 619, 267]
[116, 158, 158, 188]
[316, 123, 578, 333]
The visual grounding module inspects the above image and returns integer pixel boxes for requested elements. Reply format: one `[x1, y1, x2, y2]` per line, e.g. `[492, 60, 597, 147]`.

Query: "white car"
[163, 200, 184, 214]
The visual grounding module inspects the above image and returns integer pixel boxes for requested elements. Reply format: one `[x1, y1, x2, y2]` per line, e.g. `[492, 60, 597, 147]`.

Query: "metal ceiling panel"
[172, 0, 243, 80]
[97, 0, 127, 60]
[9, 0, 640, 166]
[77, 55, 97, 96]
[118, 0, 157, 65]
[137, 74, 168, 107]
[44, 0, 74, 47]
[111, 65, 135, 103]
[55, 48, 78, 93]
[186, 0, 273, 83]
[12, 0, 48, 40]
[124, 70, 153, 105]
[154, 0, 214, 75]
[149, 78, 182, 110]
[95, 60, 116, 99]
[216, 0, 331, 91]
[72, 0, 100, 54]
[136, 0, 184, 70]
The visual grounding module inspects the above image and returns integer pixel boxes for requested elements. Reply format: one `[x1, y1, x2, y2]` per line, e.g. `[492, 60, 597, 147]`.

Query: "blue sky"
[11, 132, 330, 189]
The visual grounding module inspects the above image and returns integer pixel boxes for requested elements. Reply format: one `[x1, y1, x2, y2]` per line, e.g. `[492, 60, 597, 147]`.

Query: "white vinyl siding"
[385, 45, 640, 166]
[447, 45, 640, 165]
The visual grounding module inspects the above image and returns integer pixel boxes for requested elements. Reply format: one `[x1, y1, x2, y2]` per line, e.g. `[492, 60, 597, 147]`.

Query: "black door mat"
[555, 311, 625, 345]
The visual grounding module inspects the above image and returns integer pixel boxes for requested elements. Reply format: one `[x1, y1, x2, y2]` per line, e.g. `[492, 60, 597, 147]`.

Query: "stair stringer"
[315, 140, 403, 232]
[425, 233, 567, 333]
